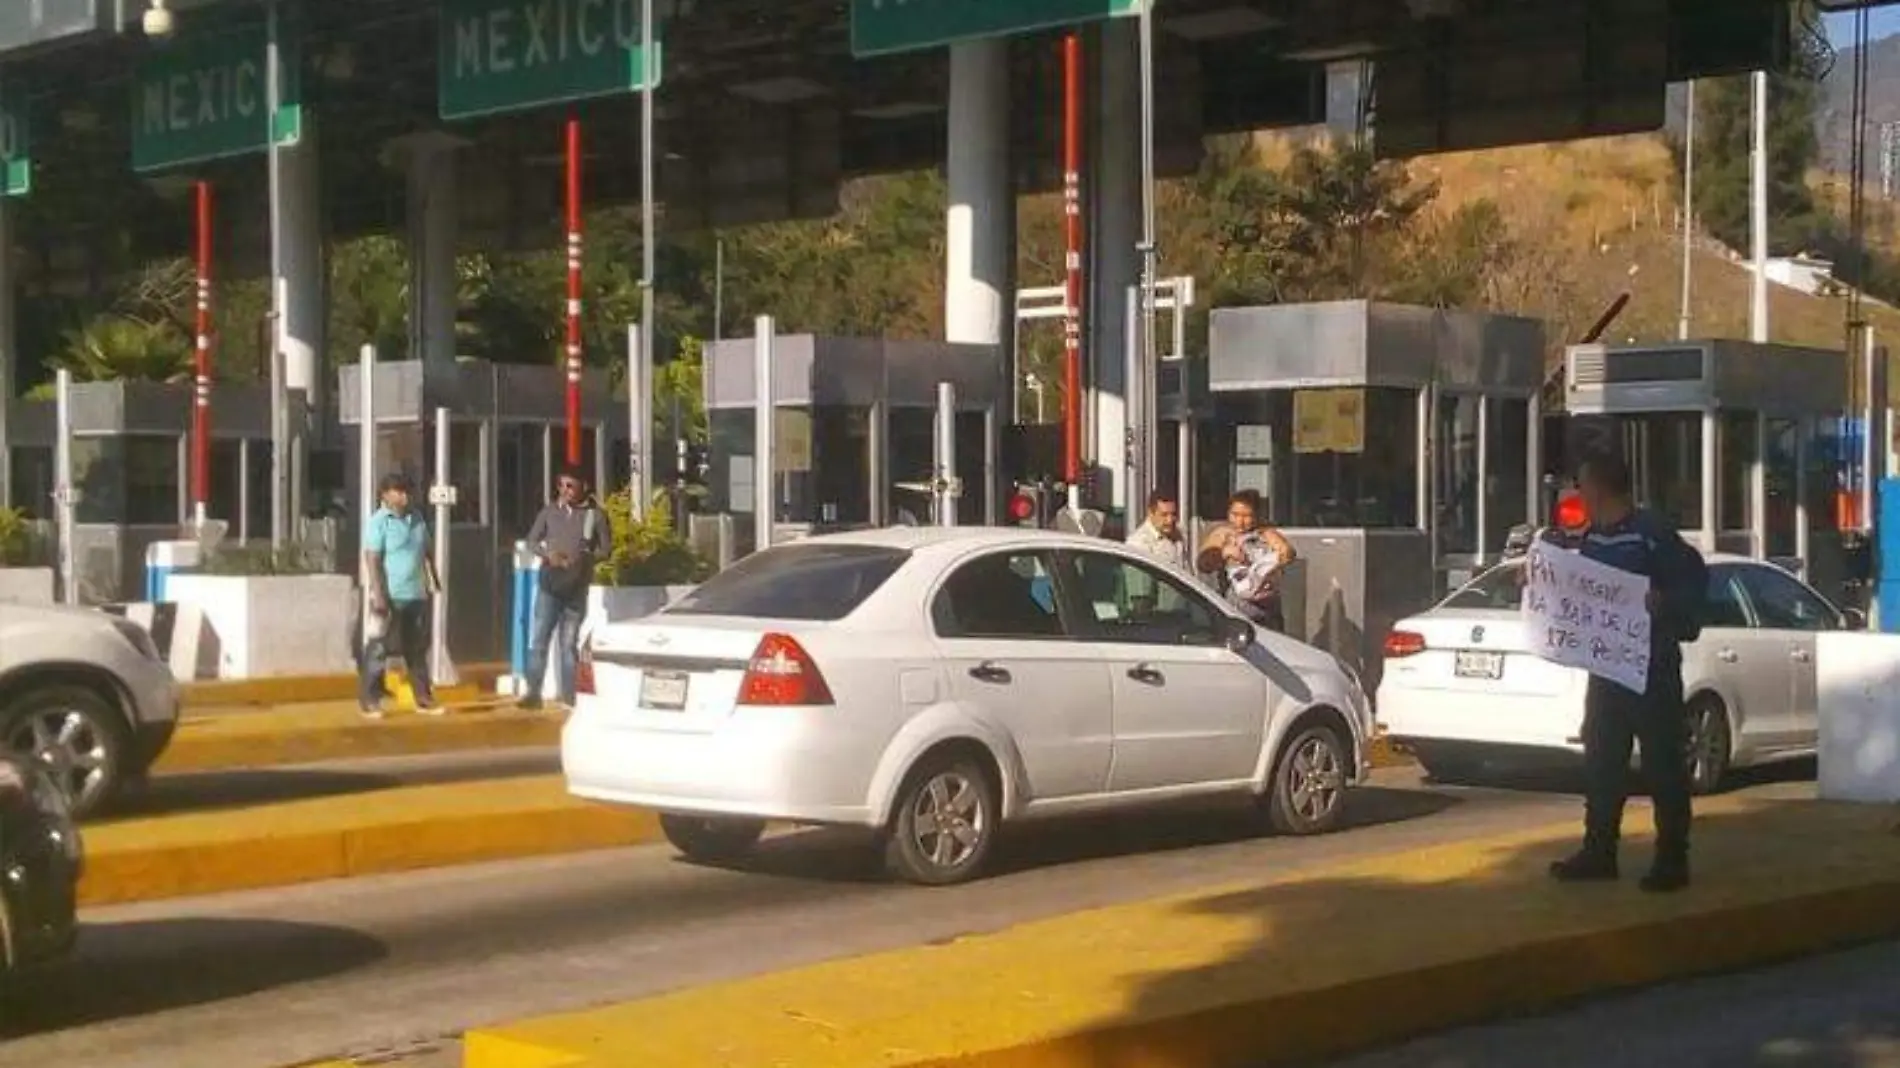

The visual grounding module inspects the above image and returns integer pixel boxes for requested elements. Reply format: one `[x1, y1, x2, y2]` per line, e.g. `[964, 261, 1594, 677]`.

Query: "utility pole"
[1750, 70, 1769, 344]
[1679, 79, 1695, 341]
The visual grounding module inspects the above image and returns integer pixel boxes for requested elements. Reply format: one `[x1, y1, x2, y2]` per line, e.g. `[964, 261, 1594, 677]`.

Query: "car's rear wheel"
[658, 814, 766, 862]
[1263, 723, 1349, 836]
[1, 685, 126, 819]
[883, 751, 998, 886]
[1686, 698, 1732, 796]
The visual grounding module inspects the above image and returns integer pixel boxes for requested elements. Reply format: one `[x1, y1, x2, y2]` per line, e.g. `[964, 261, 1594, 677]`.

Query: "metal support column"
[626, 323, 652, 515]
[1700, 409, 1720, 549]
[935, 381, 959, 528]
[430, 407, 459, 685]
[53, 369, 74, 604]
[358, 345, 378, 637]
[753, 316, 776, 552]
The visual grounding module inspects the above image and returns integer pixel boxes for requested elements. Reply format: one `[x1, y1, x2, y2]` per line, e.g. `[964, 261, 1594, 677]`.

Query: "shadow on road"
[0, 917, 386, 1037]
[690, 784, 1462, 885]
[1424, 756, 1817, 798]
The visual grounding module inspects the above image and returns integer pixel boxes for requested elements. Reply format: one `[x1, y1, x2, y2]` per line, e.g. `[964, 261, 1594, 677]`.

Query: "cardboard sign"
[1522, 540, 1652, 693]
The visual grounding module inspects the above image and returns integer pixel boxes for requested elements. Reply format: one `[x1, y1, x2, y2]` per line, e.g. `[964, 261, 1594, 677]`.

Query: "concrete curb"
[154, 709, 562, 775]
[80, 796, 659, 908]
[180, 663, 507, 710]
[459, 801, 1900, 1068]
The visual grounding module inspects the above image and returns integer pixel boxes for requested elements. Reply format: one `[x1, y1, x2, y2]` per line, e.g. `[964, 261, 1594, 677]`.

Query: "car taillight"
[738, 633, 834, 706]
[576, 645, 596, 696]
[1384, 630, 1427, 658]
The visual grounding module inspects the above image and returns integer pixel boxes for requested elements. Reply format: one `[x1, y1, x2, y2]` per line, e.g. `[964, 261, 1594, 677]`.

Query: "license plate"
[1454, 650, 1504, 680]
[640, 670, 689, 710]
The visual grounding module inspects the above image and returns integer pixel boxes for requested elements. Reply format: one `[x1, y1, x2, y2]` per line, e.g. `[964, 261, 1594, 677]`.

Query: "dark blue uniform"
[1574, 509, 1705, 874]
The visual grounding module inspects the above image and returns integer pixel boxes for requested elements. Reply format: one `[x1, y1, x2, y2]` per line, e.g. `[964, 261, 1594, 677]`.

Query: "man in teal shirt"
[360, 473, 439, 717]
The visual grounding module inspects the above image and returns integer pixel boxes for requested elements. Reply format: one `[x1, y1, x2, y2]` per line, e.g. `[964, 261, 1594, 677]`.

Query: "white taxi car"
[562, 527, 1375, 885]
[1377, 553, 1857, 794]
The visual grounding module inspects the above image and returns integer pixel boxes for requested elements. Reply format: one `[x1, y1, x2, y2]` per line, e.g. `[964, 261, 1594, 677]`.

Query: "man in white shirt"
[1125, 489, 1189, 570]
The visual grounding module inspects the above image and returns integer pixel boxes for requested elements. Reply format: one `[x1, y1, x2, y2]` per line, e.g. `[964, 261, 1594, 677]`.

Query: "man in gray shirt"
[520, 466, 612, 710]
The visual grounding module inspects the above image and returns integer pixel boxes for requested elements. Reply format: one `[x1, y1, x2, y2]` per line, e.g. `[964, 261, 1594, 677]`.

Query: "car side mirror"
[1222, 615, 1256, 653]
[1843, 608, 1868, 632]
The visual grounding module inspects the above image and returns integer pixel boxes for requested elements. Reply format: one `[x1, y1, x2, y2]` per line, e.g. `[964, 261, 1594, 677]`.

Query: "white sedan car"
[1378, 553, 1855, 794]
[563, 527, 1376, 885]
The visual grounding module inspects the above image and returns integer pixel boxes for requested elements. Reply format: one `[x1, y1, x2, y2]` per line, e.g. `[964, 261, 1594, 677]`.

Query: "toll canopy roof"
[1208, 301, 1546, 395]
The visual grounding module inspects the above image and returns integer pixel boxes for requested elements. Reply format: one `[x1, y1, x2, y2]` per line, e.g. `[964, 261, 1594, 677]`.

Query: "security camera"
[142, 0, 175, 39]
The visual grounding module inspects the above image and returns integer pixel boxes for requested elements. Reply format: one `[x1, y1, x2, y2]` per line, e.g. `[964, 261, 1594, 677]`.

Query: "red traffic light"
[1553, 491, 1589, 533]
[1008, 492, 1037, 522]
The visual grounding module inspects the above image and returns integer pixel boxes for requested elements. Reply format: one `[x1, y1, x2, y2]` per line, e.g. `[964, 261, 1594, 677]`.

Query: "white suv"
[0, 604, 181, 817]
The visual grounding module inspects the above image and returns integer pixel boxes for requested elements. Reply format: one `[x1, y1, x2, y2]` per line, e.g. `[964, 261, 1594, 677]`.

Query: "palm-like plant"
[55, 314, 192, 384]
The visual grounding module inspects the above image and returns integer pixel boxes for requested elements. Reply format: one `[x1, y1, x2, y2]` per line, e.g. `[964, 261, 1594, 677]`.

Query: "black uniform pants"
[1581, 664, 1692, 863]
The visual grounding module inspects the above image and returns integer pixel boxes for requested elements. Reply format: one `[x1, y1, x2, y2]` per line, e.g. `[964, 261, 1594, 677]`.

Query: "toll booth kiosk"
[4, 379, 302, 603]
[1203, 301, 1545, 686]
[1562, 340, 1851, 602]
[338, 358, 626, 662]
[700, 335, 1010, 554]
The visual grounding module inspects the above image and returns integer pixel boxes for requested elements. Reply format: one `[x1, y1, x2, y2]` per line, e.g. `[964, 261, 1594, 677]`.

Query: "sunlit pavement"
[1313, 939, 1900, 1068]
[0, 764, 1631, 1068]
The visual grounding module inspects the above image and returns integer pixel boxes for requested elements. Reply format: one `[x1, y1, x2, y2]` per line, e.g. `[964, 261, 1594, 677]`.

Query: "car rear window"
[1439, 563, 1524, 610]
[665, 544, 911, 621]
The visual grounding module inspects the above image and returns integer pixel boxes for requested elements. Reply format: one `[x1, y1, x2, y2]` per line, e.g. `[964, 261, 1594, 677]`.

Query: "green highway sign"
[851, 0, 1141, 58]
[0, 93, 28, 198]
[131, 25, 303, 174]
[439, 0, 664, 121]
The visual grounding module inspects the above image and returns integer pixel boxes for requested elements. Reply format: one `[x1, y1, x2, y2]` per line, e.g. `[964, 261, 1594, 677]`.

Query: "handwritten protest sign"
[1521, 540, 1653, 693]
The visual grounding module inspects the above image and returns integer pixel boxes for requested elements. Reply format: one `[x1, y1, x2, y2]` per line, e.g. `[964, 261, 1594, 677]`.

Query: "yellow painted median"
[81, 775, 658, 907]
[157, 702, 562, 775]
[464, 795, 1900, 1068]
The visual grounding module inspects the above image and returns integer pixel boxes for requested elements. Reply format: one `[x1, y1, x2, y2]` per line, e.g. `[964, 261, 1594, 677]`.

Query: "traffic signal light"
[1008, 482, 1055, 528]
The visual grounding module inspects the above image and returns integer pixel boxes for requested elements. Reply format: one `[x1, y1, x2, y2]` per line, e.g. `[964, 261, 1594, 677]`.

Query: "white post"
[935, 380, 958, 528]
[271, 278, 289, 549]
[1123, 284, 1149, 507]
[358, 344, 377, 638]
[626, 323, 650, 518]
[1864, 328, 1879, 531]
[1750, 69, 1770, 344]
[53, 369, 74, 604]
[753, 315, 775, 552]
[1680, 79, 1695, 341]
[431, 405, 458, 686]
[944, 39, 1013, 350]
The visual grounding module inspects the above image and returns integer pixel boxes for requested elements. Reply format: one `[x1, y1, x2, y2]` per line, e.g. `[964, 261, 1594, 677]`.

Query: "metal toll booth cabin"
[1203, 301, 1546, 686]
[1562, 339, 1851, 601]
[338, 358, 626, 663]
[700, 335, 1010, 554]
[5, 379, 304, 604]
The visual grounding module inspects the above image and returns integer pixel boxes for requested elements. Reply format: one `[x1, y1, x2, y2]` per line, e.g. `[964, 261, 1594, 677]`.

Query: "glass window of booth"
[1206, 388, 1419, 529]
[496, 422, 548, 539]
[1435, 394, 1482, 556]
[812, 406, 872, 526]
[1719, 411, 1758, 534]
[7, 446, 53, 518]
[245, 441, 273, 539]
[1484, 399, 1531, 552]
[1765, 418, 1800, 557]
[1623, 413, 1704, 531]
[889, 407, 937, 526]
[209, 439, 242, 532]
[1806, 422, 1844, 534]
[125, 435, 181, 526]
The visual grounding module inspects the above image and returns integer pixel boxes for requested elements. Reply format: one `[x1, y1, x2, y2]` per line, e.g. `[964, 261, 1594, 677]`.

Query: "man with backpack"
[1547, 451, 1707, 894]
[520, 467, 612, 712]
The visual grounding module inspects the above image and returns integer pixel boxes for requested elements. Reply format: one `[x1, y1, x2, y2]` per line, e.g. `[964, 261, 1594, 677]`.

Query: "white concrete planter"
[1818, 631, 1900, 804]
[0, 567, 55, 606]
[165, 573, 357, 679]
[505, 583, 698, 699]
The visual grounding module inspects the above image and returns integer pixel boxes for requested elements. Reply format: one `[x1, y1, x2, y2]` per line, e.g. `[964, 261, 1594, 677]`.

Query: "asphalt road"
[0, 764, 1598, 1068]
[1316, 939, 1900, 1068]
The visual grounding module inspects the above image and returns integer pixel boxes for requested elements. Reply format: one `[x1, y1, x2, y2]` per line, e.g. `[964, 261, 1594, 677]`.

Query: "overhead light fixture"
[1282, 41, 1378, 62]
[728, 77, 829, 104]
[142, 0, 176, 39]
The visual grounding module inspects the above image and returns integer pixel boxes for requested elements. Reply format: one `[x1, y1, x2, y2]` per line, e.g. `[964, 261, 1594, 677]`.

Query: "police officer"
[1549, 451, 1706, 894]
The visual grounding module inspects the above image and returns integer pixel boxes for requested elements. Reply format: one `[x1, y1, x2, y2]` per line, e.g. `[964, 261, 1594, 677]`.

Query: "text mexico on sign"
[439, 0, 663, 121]
[851, 0, 1141, 58]
[131, 26, 301, 174]
[1521, 540, 1652, 694]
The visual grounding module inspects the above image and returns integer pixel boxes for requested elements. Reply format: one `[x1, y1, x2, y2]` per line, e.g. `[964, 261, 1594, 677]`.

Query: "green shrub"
[0, 507, 32, 567]
[593, 488, 711, 588]
[199, 543, 331, 577]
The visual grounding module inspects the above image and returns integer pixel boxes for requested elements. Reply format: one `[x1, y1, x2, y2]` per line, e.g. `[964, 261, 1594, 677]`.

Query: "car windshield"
[1439, 562, 1524, 610]
[665, 544, 911, 621]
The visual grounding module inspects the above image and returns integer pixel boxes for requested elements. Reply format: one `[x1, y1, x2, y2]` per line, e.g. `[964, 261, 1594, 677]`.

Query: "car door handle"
[968, 662, 1012, 684]
[1126, 664, 1165, 685]
[1791, 649, 1812, 663]
[1717, 649, 1739, 663]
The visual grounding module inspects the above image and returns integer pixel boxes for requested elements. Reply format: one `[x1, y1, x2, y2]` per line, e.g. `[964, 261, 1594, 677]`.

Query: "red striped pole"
[193, 180, 213, 524]
[565, 117, 584, 467]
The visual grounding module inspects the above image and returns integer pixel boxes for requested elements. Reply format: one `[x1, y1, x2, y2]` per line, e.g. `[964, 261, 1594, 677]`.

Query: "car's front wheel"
[1686, 698, 1732, 796]
[658, 814, 766, 862]
[1, 685, 127, 819]
[883, 752, 998, 886]
[1262, 723, 1350, 836]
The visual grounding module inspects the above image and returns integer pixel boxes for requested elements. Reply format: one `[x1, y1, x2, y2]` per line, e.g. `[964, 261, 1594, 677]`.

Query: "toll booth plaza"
[699, 333, 1009, 553]
[339, 357, 625, 663]
[1201, 300, 1545, 685]
[6, 377, 299, 603]
[1562, 340, 1856, 604]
